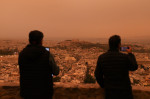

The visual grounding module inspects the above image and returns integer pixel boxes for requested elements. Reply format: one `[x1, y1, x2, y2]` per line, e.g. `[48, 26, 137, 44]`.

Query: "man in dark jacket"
[95, 35, 138, 99]
[18, 30, 59, 99]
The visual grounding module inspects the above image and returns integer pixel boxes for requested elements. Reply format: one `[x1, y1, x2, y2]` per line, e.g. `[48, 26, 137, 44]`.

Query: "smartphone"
[120, 47, 129, 51]
[45, 47, 50, 51]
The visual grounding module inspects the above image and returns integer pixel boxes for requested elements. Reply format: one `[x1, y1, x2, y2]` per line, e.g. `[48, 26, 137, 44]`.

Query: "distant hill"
[53, 39, 150, 53]
[53, 39, 108, 51]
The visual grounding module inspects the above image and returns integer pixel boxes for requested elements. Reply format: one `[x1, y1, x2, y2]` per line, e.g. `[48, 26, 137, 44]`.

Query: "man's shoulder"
[19, 45, 49, 57]
[22, 45, 46, 51]
[99, 52, 107, 57]
[118, 52, 129, 57]
[98, 51, 128, 58]
[98, 52, 108, 59]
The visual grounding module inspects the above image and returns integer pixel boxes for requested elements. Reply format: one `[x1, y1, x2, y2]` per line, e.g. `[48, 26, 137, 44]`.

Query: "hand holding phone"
[120, 46, 132, 53]
[126, 46, 132, 54]
[120, 47, 129, 51]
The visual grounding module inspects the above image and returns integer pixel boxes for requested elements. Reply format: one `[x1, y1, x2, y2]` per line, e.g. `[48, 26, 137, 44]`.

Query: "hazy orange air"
[0, 0, 150, 39]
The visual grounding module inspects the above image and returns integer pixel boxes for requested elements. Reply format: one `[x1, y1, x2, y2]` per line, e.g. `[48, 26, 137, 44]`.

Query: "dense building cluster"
[0, 40, 150, 87]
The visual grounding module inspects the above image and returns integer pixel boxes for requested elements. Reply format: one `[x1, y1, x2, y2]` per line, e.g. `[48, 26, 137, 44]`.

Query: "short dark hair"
[109, 35, 121, 49]
[29, 30, 44, 45]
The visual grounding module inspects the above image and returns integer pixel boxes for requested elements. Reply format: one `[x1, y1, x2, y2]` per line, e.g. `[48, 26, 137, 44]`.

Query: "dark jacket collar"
[27, 44, 42, 47]
[108, 48, 119, 52]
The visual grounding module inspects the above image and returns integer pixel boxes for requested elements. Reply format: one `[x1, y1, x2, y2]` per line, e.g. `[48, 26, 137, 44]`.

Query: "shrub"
[84, 74, 96, 84]
[84, 66, 96, 84]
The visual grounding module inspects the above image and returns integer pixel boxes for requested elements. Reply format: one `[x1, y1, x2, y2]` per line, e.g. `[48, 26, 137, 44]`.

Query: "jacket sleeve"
[49, 53, 59, 76]
[127, 53, 138, 71]
[94, 56, 104, 88]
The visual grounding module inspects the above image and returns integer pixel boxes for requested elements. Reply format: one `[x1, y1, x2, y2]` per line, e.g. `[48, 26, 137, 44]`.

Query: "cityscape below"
[0, 39, 150, 87]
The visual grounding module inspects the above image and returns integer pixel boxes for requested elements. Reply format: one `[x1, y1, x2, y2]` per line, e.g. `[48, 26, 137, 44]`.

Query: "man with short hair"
[95, 35, 138, 99]
[19, 30, 59, 99]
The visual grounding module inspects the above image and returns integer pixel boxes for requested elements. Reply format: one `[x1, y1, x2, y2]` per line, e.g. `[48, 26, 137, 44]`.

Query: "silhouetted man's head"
[29, 30, 44, 45]
[109, 35, 121, 50]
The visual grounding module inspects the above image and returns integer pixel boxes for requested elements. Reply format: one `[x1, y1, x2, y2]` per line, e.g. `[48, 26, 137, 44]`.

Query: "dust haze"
[0, 0, 150, 40]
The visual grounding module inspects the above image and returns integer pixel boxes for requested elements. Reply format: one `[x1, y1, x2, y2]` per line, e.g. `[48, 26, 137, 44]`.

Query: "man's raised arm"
[126, 47, 138, 71]
[49, 53, 59, 76]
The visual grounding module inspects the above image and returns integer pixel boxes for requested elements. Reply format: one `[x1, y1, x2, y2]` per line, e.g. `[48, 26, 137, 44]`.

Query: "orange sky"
[0, 0, 150, 39]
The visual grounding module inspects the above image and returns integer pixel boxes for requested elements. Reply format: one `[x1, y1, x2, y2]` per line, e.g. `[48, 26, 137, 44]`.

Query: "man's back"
[95, 50, 138, 99]
[19, 44, 53, 98]
[98, 50, 136, 89]
[95, 35, 138, 99]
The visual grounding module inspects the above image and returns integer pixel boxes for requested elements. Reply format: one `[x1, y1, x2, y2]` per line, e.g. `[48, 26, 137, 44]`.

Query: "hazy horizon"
[1, 0, 150, 39]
